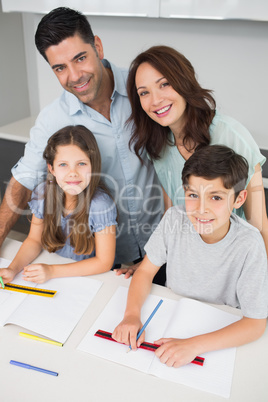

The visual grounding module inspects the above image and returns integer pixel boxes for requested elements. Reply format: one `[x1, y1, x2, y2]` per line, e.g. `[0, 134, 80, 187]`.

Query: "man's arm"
[0, 177, 32, 247]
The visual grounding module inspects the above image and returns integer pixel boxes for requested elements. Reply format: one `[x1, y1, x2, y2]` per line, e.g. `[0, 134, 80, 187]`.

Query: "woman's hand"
[23, 264, 53, 284]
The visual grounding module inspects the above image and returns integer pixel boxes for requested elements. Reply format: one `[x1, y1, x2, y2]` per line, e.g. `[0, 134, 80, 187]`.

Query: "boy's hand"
[0, 267, 16, 284]
[23, 264, 52, 284]
[155, 337, 199, 368]
[112, 315, 144, 350]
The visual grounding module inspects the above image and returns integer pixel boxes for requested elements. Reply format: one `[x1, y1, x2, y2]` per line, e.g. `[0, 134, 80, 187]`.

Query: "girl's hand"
[112, 315, 144, 350]
[23, 264, 52, 284]
[154, 338, 199, 368]
[0, 267, 17, 284]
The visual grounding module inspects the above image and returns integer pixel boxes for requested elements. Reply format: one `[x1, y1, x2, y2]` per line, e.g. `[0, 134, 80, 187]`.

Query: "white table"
[0, 238, 267, 402]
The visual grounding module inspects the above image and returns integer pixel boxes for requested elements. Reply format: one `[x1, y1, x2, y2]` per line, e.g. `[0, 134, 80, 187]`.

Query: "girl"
[0, 125, 117, 284]
[126, 45, 268, 254]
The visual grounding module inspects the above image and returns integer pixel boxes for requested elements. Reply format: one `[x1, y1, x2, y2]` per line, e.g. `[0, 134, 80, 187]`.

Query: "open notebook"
[78, 286, 242, 398]
[0, 257, 102, 343]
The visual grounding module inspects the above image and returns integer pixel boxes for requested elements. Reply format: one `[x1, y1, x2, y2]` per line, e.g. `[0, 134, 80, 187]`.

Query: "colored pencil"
[129, 299, 163, 351]
[19, 332, 63, 347]
[10, 360, 58, 376]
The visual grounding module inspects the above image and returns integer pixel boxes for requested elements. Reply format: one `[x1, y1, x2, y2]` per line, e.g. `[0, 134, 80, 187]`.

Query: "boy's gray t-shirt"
[144, 205, 268, 319]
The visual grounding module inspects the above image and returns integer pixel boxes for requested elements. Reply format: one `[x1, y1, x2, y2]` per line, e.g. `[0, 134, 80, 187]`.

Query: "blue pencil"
[10, 360, 58, 376]
[128, 298, 163, 352]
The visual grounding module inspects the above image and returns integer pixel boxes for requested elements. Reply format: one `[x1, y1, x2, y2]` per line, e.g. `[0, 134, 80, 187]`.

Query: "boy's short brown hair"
[182, 145, 249, 199]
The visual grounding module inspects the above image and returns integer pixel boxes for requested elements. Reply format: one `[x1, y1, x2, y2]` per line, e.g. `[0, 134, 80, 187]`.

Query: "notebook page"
[77, 286, 178, 373]
[149, 297, 241, 398]
[5, 275, 102, 343]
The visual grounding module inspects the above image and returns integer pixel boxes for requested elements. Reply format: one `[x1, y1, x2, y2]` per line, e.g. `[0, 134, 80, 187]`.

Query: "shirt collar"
[104, 59, 128, 99]
[64, 91, 83, 115]
[63, 59, 128, 115]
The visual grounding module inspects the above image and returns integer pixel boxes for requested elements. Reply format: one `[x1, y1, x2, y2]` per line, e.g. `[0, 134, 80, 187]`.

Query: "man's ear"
[233, 189, 247, 209]
[94, 36, 104, 60]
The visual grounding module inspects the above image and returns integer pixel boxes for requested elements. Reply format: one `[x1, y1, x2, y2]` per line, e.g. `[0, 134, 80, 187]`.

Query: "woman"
[127, 45, 268, 253]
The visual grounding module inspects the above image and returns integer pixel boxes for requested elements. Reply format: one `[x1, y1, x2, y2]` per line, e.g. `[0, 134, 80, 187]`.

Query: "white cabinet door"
[1, 0, 160, 18]
[160, 0, 268, 21]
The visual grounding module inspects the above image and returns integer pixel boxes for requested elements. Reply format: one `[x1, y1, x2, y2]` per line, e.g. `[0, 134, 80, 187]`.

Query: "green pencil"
[0, 276, 5, 289]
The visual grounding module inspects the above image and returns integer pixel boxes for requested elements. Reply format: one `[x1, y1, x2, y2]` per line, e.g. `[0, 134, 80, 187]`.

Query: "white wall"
[0, 5, 30, 126]
[23, 14, 268, 149]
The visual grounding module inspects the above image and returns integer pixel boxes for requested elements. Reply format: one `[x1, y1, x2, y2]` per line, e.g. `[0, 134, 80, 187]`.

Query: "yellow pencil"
[19, 332, 63, 347]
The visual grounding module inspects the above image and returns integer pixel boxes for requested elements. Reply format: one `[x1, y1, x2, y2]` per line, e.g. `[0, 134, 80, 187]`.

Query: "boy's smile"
[184, 176, 246, 243]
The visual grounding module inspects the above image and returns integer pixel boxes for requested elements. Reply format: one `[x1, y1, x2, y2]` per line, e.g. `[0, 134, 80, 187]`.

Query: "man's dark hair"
[35, 7, 95, 61]
[182, 145, 249, 199]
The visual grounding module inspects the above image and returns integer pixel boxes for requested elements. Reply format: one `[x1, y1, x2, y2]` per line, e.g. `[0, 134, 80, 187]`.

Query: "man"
[0, 7, 162, 266]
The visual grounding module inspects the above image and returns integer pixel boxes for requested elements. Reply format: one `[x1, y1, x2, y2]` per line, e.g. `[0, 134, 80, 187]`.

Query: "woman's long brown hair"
[127, 46, 216, 160]
[41, 125, 109, 255]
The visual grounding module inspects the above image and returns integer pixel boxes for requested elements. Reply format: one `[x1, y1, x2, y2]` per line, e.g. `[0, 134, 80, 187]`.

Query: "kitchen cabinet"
[0, 118, 34, 235]
[2, 0, 268, 21]
[0, 138, 30, 234]
[1, 0, 160, 18]
[159, 0, 268, 21]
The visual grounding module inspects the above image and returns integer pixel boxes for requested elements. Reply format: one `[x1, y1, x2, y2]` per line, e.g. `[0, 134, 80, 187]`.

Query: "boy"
[112, 145, 268, 368]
